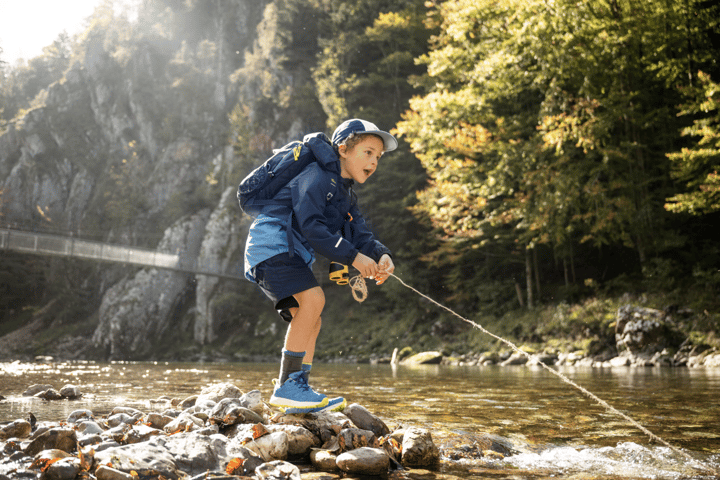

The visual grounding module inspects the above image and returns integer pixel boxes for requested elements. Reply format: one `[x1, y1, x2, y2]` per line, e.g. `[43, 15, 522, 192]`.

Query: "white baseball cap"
[331, 119, 398, 152]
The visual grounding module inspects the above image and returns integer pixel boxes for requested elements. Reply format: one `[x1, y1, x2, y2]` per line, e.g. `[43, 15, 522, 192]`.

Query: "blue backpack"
[237, 132, 337, 218]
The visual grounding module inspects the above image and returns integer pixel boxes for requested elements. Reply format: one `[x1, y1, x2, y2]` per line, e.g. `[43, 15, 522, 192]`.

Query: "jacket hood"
[303, 132, 341, 175]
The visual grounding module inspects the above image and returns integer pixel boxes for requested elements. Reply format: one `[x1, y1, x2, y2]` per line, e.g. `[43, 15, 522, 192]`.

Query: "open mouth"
[363, 168, 374, 177]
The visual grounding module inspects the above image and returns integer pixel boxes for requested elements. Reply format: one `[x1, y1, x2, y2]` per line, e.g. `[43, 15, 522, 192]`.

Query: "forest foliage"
[1, 0, 719, 338]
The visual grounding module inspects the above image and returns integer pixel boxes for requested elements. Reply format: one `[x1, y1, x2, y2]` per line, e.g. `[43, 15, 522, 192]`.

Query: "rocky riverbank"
[398, 304, 720, 369]
[0, 382, 515, 480]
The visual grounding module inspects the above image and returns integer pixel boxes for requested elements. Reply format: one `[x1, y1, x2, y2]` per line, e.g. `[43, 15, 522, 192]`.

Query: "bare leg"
[301, 316, 322, 365]
[284, 286, 324, 349]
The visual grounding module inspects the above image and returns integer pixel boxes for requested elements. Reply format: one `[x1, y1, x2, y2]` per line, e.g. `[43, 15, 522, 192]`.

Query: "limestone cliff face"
[194, 186, 251, 345]
[92, 211, 210, 359]
[0, 0, 309, 359]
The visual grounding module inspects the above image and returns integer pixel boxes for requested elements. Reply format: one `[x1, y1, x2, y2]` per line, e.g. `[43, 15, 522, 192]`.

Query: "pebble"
[0, 381, 476, 479]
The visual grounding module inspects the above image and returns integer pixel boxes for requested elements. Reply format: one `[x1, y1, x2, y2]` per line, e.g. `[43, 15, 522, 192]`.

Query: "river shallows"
[2, 361, 719, 479]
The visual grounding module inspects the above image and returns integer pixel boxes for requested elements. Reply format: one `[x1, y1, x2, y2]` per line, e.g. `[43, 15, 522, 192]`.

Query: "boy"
[243, 119, 396, 414]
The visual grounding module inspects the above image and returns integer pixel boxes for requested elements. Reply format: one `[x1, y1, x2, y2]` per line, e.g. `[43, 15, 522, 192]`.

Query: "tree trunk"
[525, 247, 534, 309]
[533, 247, 541, 300]
[515, 281, 525, 308]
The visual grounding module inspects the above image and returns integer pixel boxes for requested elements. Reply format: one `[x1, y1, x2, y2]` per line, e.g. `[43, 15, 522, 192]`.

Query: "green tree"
[397, 0, 720, 310]
[665, 71, 720, 215]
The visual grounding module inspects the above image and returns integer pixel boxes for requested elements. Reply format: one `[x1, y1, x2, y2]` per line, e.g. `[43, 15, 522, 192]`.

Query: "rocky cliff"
[0, 0, 309, 361]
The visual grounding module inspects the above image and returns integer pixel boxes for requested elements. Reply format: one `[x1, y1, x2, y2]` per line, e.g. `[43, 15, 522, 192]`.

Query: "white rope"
[349, 275, 367, 302]
[385, 273, 719, 477]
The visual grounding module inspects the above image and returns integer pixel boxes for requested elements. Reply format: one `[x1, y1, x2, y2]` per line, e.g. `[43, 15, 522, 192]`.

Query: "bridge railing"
[1, 227, 240, 280]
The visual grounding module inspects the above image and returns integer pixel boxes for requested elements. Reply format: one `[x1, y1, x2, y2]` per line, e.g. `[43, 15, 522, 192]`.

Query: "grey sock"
[279, 350, 305, 384]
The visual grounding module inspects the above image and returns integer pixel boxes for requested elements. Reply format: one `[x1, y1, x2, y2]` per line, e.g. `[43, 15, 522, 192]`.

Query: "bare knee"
[294, 287, 325, 317]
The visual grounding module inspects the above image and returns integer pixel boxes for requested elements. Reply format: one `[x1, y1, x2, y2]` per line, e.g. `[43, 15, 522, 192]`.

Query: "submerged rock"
[402, 351, 443, 365]
[59, 384, 82, 399]
[22, 384, 54, 396]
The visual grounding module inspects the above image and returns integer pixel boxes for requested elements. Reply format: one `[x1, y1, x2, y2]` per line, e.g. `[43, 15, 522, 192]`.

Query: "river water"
[1, 361, 719, 479]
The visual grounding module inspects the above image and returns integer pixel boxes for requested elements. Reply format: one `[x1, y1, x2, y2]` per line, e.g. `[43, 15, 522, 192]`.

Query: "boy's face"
[338, 135, 384, 184]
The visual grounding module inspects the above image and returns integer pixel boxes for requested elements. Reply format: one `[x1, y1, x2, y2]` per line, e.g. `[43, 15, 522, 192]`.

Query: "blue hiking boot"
[269, 371, 328, 411]
[285, 396, 346, 415]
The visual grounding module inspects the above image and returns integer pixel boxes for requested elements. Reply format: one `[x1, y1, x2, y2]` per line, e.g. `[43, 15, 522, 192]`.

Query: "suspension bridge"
[0, 226, 242, 280]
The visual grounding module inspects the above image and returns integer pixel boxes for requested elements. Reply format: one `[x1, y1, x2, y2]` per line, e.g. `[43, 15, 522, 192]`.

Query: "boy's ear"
[337, 144, 348, 159]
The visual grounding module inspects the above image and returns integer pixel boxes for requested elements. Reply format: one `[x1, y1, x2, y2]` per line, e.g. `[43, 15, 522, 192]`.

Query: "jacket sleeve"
[291, 166, 360, 265]
[342, 204, 392, 262]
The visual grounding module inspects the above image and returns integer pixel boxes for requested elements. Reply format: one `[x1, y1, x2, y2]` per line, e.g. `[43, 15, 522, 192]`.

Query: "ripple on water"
[505, 442, 717, 480]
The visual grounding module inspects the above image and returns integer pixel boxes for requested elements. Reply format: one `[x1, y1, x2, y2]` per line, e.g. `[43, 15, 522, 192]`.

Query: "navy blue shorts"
[253, 252, 319, 315]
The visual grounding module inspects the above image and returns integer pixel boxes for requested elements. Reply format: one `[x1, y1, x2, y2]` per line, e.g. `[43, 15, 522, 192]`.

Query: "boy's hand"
[375, 254, 395, 285]
[352, 253, 378, 279]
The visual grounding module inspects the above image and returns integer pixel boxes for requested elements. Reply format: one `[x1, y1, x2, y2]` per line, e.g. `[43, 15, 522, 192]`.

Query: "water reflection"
[1, 361, 719, 479]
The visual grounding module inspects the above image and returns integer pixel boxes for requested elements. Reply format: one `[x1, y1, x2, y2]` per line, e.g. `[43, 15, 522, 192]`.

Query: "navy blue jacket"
[244, 133, 391, 280]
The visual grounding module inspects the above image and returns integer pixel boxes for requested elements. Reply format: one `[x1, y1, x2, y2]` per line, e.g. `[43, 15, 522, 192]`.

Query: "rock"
[195, 187, 250, 344]
[95, 466, 135, 480]
[440, 433, 515, 460]
[329, 428, 377, 453]
[500, 351, 528, 366]
[23, 384, 54, 396]
[122, 424, 162, 444]
[42, 457, 82, 480]
[298, 411, 352, 445]
[107, 412, 141, 428]
[164, 411, 205, 434]
[30, 448, 71, 467]
[704, 351, 720, 367]
[344, 403, 390, 437]
[67, 409, 94, 424]
[336, 447, 389, 475]
[401, 427, 439, 467]
[24, 428, 77, 456]
[0, 419, 32, 440]
[94, 441, 181, 480]
[609, 354, 630, 367]
[265, 424, 320, 456]
[78, 433, 103, 447]
[59, 384, 82, 399]
[76, 421, 105, 435]
[179, 395, 198, 409]
[239, 431, 289, 461]
[110, 406, 144, 416]
[310, 448, 339, 472]
[615, 305, 682, 358]
[104, 424, 131, 443]
[401, 351, 443, 365]
[255, 460, 301, 480]
[91, 210, 211, 359]
[223, 443, 266, 474]
[209, 398, 264, 426]
[241, 390, 267, 415]
[146, 412, 175, 430]
[196, 382, 243, 404]
[35, 388, 64, 400]
[149, 432, 228, 476]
